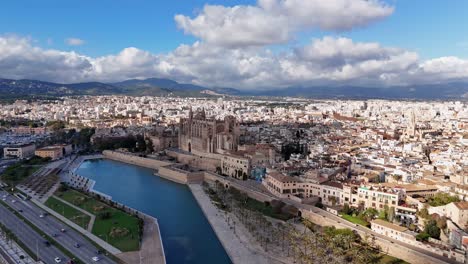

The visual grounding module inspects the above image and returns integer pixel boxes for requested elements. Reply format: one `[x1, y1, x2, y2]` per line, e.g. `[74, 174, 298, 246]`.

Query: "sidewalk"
[52, 195, 96, 232]
[31, 199, 122, 255]
[189, 184, 271, 264]
[0, 235, 35, 264]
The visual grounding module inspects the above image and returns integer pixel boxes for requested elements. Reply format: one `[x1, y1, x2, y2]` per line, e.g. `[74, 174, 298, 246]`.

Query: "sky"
[1, 0, 468, 89]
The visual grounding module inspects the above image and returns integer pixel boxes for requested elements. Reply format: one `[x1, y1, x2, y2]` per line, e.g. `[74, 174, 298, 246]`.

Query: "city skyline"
[1, 0, 468, 89]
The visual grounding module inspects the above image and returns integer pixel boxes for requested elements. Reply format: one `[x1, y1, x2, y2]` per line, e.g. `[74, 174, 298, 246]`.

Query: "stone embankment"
[103, 150, 172, 170]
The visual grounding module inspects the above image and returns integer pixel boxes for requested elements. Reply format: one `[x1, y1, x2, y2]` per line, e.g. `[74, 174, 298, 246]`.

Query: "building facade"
[178, 108, 240, 155]
[3, 144, 36, 159]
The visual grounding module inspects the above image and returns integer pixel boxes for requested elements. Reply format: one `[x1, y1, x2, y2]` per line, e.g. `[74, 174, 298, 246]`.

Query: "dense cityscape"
[0, 95, 466, 264]
[2, 1, 468, 264]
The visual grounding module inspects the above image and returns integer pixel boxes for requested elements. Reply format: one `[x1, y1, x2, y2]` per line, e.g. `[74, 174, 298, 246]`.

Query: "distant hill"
[244, 83, 468, 100]
[0, 77, 467, 100]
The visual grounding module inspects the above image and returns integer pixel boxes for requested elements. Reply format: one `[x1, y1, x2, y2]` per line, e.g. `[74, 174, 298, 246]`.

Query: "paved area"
[0, 235, 35, 264]
[189, 184, 271, 264]
[52, 195, 96, 232]
[117, 216, 166, 264]
[0, 190, 117, 264]
[0, 199, 67, 264]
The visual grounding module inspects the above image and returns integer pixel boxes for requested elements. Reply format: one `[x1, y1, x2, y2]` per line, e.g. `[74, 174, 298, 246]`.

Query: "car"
[52, 233, 58, 237]
[60, 228, 66, 233]
[95, 250, 101, 255]
[39, 214, 44, 218]
[18, 209, 23, 213]
[2, 198, 5, 201]
[74, 243, 80, 248]
[11, 199, 16, 203]
[92, 256, 100, 262]
[43, 241, 51, 247]
[54, 257, 62, 263]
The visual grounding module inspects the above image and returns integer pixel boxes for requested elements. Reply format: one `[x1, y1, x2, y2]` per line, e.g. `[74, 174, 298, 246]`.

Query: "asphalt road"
[0, 190, 115, 264]
[0, 200, 67, 264]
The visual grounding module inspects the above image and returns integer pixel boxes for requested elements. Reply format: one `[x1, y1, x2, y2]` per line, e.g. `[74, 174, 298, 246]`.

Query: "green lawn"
[55, 189, 141, 251]
[379, 254, 408, 264]
[342, 214, 370, 227]
[45, 196, 91, 230]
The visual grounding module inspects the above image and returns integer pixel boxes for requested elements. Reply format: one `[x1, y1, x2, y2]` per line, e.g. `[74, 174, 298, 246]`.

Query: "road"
[1, 190, 115, 264]
[0, 199, 67, 264]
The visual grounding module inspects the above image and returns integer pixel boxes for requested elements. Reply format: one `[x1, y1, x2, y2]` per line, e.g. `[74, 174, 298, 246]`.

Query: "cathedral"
[178, 108, 240, 155]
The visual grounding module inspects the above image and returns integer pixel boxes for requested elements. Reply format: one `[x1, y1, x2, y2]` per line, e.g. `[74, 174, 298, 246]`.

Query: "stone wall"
[166, 150, 220, 172]
[103, 150, 172, 170]
[158, 166, 204, 184]
[203, 172, 274, 203]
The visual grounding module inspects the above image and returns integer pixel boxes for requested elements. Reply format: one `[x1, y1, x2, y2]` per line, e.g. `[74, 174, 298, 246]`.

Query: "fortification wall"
[166, 150, 220, 172]
[158, 166, 205, 184]
[103, 150, 172, 170]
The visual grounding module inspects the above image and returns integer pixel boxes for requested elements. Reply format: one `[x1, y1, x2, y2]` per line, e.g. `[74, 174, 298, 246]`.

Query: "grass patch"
[45, 196, 91, 229]
[379, 254, 408, 264]
[55, 189, 141, 252]
[342, 214, 370, 227]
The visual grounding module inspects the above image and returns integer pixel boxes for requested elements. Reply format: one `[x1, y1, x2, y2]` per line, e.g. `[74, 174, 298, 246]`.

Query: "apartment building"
[3, 144, 36, 159]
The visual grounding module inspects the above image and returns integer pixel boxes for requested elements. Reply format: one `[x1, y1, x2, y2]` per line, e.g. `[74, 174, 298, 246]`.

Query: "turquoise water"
[76, 159, 231, 264]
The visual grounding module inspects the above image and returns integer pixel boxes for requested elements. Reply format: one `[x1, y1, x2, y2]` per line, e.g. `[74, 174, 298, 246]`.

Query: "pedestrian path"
[32, 199, 121, 255]
[0, 235, 35, 264]
[52, 195, 96, 232]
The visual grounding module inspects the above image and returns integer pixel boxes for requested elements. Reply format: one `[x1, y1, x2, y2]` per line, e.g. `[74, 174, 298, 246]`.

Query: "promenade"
[189, 184, 273, 264]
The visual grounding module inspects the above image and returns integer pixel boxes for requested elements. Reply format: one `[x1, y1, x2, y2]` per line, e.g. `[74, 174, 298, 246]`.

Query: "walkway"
[189, 184, 271, 264]
[52, 195, 96, 232]
[117, 216, 166, 264]
[0, 233, 35, 264]
[31, 199, 122, 255]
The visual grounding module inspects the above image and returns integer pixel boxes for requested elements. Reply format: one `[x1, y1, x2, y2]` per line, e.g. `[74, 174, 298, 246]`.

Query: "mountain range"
[0, 77, 467, 100]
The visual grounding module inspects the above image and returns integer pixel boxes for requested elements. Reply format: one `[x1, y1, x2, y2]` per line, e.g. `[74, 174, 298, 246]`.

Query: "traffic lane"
[1, 193, 115, 264]
[0, 202, 67, 264]
[7, 199, 114, 264]
[15, 201, 114, 264]
[0, 191, 95, 262]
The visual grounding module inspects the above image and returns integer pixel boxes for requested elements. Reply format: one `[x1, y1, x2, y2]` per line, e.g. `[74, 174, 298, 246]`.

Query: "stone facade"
[178, 108, 240, 155]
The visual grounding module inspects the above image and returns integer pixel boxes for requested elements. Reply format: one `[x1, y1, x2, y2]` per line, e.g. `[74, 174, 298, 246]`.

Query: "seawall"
[103, 150, 172, 170]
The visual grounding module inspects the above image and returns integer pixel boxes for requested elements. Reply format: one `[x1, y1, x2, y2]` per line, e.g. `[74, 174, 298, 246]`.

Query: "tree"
[424, 220, 441, 239]
[342, 203, 352, 215]
[436, 216, 447, 230]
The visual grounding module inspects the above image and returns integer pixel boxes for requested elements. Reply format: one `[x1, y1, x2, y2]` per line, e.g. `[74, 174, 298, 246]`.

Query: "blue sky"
[1, 0, 467, 88]
[1, 0, 466, 58]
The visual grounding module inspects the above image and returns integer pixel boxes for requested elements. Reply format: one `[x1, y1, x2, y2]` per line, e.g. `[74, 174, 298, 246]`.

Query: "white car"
[11, 199, 16, 203]
[39, 214, 44, 218]
[92, 256, 100, 262]
[54, 257, 61, 263]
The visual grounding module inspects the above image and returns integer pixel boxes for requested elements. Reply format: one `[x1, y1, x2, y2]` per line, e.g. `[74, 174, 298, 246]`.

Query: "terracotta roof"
[371, 219, 408, 232]
[268, 172, 299, 183]
[454, 201, 468, 210]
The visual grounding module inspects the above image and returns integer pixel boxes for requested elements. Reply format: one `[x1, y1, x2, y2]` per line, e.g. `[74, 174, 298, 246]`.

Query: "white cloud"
[1, 35, 468, 89]
[65, 38, 85, 46]
[175, 0, 393, 48]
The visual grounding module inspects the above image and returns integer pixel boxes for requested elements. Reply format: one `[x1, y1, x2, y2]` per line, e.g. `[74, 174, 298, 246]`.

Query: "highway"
[0, 190, 115, 264]
[0, 199, 67, 264]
